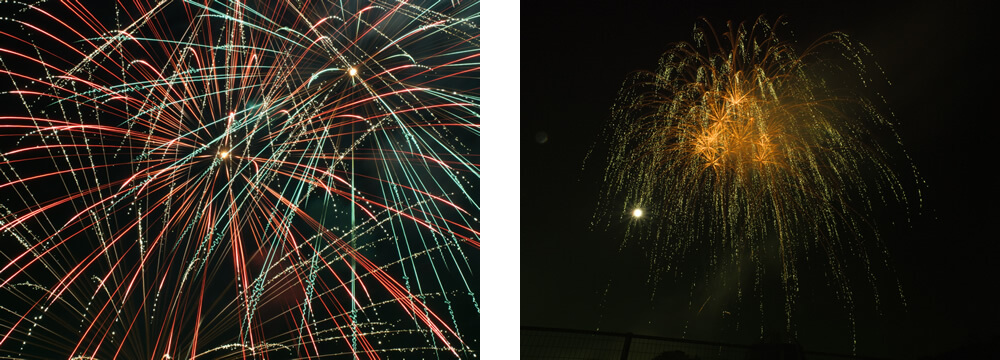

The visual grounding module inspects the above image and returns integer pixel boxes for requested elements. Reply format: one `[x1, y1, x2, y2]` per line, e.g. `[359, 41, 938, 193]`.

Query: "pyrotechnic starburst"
[0, 0, 479, 358]
[596, 16, 917, 339]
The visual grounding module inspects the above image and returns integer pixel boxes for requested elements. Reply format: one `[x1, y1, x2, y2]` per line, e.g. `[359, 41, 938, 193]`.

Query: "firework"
[0, 0, 479, 358]
[596, 16, 917, 339]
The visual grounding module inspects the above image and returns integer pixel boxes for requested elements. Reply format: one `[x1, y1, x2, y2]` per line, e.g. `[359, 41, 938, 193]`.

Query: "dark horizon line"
[521, 325, 890, 360]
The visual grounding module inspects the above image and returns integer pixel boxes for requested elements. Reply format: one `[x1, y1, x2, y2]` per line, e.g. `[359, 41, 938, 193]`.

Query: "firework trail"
[0, 0, 479, 358]
[595, 16, 917, 340]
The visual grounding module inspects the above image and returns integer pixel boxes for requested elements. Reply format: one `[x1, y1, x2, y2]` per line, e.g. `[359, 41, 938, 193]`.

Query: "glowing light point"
[632, 208, 643, 218]
[348, 67, 358, 76]
[219, 150, 229, 159]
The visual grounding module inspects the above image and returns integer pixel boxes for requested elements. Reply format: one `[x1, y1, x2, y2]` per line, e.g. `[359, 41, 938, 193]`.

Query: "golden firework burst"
[596, 15, 920, 342]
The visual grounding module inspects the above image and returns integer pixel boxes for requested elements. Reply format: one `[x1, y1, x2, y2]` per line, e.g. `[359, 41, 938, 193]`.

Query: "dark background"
[521, 1, 999, 358]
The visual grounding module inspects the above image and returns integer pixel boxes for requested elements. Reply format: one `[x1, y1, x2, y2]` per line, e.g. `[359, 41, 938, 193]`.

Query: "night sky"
[521, 1, 1000, 358]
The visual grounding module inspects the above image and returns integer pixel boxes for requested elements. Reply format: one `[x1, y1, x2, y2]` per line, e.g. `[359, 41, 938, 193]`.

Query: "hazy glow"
[632, 208, 643, 217]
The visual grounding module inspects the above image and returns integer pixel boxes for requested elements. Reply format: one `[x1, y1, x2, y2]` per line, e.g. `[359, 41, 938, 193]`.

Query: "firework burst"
[596, 16, 918, 339]
[0, 0, 479, 358]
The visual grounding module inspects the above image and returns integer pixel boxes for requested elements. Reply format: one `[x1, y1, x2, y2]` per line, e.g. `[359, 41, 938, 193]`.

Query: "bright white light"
[219, 150, 229, 159]
[348, 67, 358, 76]
[632, 208, 643, 218]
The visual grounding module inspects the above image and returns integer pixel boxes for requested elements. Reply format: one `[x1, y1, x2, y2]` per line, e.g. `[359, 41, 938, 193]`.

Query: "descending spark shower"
[0, 0, 479, 358]
[596, 16, 917, 341]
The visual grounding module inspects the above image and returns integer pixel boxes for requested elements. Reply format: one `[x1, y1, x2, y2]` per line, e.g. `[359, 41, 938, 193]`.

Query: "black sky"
[521, 1, 1000, 358]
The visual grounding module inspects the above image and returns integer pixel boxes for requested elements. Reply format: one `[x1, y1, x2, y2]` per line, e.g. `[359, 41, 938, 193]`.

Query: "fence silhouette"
[521, 326, 887, 360]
